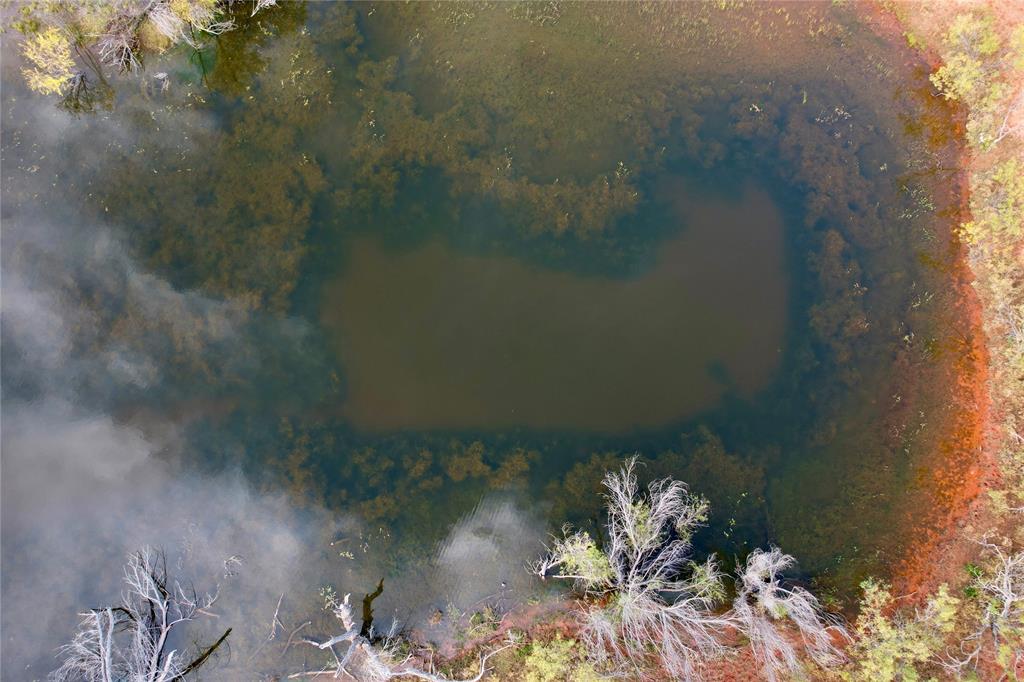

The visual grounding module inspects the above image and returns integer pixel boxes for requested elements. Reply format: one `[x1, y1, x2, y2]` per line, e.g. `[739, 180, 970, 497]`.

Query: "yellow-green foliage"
[930, 14, 1001, 103]
[171, 0, 218, 24]
[559, 534, 614, 586]
[20, 27, 75, 95]
[10, 0, 255, 98]
[1013, 25, 1024, 72]
[948, 13, 1001, 57]
[842, 580, 960, 681]
[523, 635, 600, 682]
[71, 4, 115, 41]
[137, 18, 173, 53]
[992, 603, 1024, 676]
[971, 552, 1024, 677]
[930, 12, 1024, 149]
[963, 159, 1024, 244]
[903, 31, 923, 51]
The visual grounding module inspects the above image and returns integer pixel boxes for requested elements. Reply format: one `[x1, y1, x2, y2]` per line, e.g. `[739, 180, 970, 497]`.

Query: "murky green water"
[2, 0, 975, 625]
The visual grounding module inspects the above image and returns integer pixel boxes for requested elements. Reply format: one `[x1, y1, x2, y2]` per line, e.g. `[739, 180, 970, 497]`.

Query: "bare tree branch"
[51, 547, 231, 682]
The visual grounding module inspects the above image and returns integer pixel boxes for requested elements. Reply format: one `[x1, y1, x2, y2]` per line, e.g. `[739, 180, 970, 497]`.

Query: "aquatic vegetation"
[194, 1, 309, 95]
[487, 449, 536, 489]
[337, 55, 640, 236]
[94, 26, 331, 313]
[545, 453, 626, 526]
[444, 442, 493, 483]
[857, 4, 1024, 679]
[299, 2, 966, 585]
[4, 1, 1002, 679]
[806, 229, 869, 369]
[545, 434, 767, 557]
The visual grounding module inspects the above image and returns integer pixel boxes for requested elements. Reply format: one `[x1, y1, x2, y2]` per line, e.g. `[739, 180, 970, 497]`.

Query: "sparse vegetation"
[732, 548, 847, 681]
[293, 591, 503, 682]
[861, 4, 1024, 680]
[522, 636, 599, 682]
[842, 580, 960, 681]
[532, 457, 732, 678]
[963, 157, 1024, 245]
[941, 541, 1024, 678]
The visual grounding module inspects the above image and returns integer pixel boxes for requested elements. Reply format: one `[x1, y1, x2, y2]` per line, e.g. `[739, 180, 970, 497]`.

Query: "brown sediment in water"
[323, 179, 789, 433]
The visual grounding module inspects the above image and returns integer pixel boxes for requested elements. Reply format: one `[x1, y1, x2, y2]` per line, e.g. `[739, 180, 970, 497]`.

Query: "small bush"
[842, 580, 960, 681]
[523, 635, 599, 682]
[20, 27, 75, 95]
[964, 159, 1024, 244]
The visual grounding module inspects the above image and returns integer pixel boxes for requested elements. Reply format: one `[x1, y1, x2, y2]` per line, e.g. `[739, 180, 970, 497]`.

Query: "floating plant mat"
[3, 0, 977, 622]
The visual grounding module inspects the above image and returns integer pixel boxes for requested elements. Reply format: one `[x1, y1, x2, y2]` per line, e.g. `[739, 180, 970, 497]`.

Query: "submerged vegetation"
[5, 0, 1023, 680]
[841, 2, 1024, 680]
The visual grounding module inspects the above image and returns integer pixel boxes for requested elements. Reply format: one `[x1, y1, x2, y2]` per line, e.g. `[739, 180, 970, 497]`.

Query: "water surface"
[326, 179, 787, 431]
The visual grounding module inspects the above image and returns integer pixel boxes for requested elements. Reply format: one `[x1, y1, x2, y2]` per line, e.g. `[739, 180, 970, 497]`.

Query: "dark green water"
[2, 2, 975, 636]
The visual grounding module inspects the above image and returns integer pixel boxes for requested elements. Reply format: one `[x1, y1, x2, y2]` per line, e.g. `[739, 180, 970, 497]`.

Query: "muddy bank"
[863, 0, 1006, 605]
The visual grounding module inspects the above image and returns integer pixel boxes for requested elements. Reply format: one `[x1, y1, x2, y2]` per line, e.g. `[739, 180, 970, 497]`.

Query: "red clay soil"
[888, 198, 993, 603]
[862, 0, 999, 604]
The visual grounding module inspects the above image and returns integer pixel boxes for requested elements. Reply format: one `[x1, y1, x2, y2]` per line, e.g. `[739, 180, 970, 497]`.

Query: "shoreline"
[865, 0, 1020, 604]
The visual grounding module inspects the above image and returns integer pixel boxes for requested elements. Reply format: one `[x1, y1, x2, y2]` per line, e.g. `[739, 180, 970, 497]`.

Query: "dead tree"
[732, 548, 847, 681]
[941, 541, 1024, 676]
[532, 456, 734, 679]
[290, 591, 503, 682]
[50, 547, 231, 682]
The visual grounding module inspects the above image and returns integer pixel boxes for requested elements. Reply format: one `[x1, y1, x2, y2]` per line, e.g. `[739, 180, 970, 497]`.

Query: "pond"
[1, 1, 980, 676]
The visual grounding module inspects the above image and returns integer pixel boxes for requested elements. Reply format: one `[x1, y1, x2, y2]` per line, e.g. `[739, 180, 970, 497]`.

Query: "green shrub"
[523, 635, 599, 682]
[930, 12, 1024, 150]
[964, 159, 1024, 243]
[842, 580, 960, 681]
